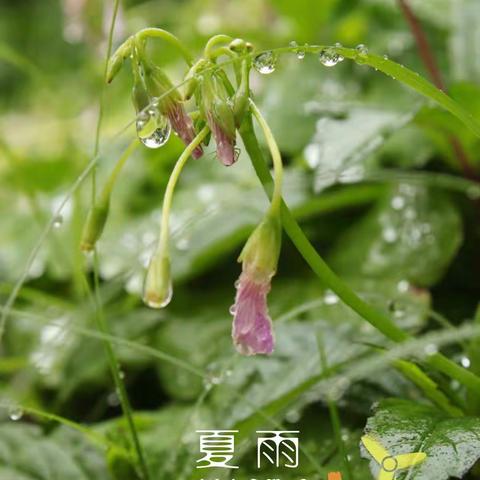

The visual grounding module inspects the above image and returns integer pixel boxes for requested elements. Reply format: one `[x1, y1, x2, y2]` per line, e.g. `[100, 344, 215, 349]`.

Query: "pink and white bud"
[208, 113, 236, 166]
[167, 103, 203, 159]
[231, 215, 281, 355]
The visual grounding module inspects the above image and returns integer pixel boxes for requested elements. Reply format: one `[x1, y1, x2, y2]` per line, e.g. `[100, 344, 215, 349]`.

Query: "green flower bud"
[80, 200, 110, 252]
[106, 38, 133, 84]
[229, 38, 246, 52]
[238, 214, 282, 282]
[143, 253, 172, 309]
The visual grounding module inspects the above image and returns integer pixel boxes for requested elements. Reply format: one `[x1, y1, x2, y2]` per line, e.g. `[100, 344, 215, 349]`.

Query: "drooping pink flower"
[231, 215, 281, 356]
[231, 271, 274, 355]
[168, 103, 203, 159]
[208, 113, 236, 166]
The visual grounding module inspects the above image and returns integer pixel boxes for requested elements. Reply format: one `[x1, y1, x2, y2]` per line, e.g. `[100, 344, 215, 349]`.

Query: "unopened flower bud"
[200, 72, 237, 166]
[144, 63, 203, 158]
[80, 200, 110, 252]
[143, 252, 172, 309]
[106, 38, 133, 84]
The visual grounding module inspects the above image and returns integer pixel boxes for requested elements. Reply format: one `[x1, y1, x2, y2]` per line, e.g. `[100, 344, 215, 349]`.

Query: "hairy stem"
[240, 115, 480, 397]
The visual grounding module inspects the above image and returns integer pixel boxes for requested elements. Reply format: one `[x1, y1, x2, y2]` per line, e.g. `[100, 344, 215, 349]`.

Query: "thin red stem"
[398, 0, 478, 180]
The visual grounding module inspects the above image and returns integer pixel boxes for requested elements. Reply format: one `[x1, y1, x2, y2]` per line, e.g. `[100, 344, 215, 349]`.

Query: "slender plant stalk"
[239, 115, 480, 396]
[317, 335, 352, 480]
[89, 1, 150, 478]
[101, 139, 139, 201]
[249, 99, 283, 213]
[157, 126, 209, 254]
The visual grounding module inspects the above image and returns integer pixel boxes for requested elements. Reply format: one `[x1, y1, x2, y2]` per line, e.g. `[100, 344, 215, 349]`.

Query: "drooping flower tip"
[143, 253, 173, 309]
[209, 114, 236, 166]
[231, 214, 282, 355]
[231, 272, 274, 355]
[167, 104, 203, 159]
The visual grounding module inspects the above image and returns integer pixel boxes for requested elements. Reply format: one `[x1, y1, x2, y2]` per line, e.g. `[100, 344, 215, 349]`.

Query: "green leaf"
[362, 399, 480, 480]
[0, 423, 109, 480]
[328, 183, 463, 286]
[305, 107, 415, 192]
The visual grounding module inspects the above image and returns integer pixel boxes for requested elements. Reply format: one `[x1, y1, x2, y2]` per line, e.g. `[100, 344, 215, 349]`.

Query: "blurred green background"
[1, 0, 480, 479]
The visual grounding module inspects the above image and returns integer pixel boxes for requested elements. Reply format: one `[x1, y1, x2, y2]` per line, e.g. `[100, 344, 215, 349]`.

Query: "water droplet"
[383, 54, 389, 60]
[289, 40, 298, 48]
[136, 110, 171, 149]
[382, 227, 398, 243]
[253, 51, 276, 74]
[319, 47, 343, 67]
[391, 195, 406, 210]
[8, 406, 23, 421]
[424, 344, 438, 356]
[327, 377, 350, 401]
[176, 238, 190, 251]
[229, 304, 236, 315]
[53, 215, 63, 228]
[285, 409, 301, 423]
[324, 290, 339, 305]
[355, 44, 369, 64]
[467, 185, 480, 199]
[397, 280, 410, 293]
[461, 356, 471, 368]
[107, 391, 120, 407]
[143, 281, 173, 308]
[119, 370, 126, 380]
[356, 44, 368, 56]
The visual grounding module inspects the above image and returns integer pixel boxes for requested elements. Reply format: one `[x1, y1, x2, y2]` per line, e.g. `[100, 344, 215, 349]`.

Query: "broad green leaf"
[0, 423, 108, 480]
[362, 399, 480, 480]
[329, 183, 462, 286]
[305, 107, 415, 192]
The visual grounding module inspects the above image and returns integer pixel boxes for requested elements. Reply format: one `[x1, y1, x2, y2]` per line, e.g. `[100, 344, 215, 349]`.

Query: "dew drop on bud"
[319, 47, 343, 67]
[53, 215, 63, 228]
[8, 406, 23, 421]
[253, 51, 277, 74]
[143, 281, 173, 309]
[136, 110, 171, 149]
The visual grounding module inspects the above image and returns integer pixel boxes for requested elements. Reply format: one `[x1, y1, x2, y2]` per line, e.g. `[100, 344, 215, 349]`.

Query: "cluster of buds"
[81, 31, 283, 355]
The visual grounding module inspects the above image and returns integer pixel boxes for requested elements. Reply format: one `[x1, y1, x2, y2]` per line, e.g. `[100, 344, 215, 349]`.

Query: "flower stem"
[239, 115, 480, 397]
[157, 126, 209, 255]
[101, 139, 139, 202]
[249, 100, 283, 214]
[136, 28, 193, 66]
[204, 34, 233, 60]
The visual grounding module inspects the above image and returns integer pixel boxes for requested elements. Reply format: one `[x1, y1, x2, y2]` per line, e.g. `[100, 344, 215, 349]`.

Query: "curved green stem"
[204, 34, 233, 59]
[239, 116, 480, 397]
[157, 126, 209, 254]
[136, 28, 193, 66]
[249, 100, 283, 214]
[100, 139, 139, 202]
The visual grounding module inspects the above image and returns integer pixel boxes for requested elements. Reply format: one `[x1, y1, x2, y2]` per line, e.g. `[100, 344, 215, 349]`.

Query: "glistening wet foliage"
[1, 1, 480, 479]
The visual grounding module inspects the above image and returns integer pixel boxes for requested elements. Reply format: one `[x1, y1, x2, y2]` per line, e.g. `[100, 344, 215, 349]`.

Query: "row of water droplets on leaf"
[136, 100, 171, 149]
[253, 42, 372, 74]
